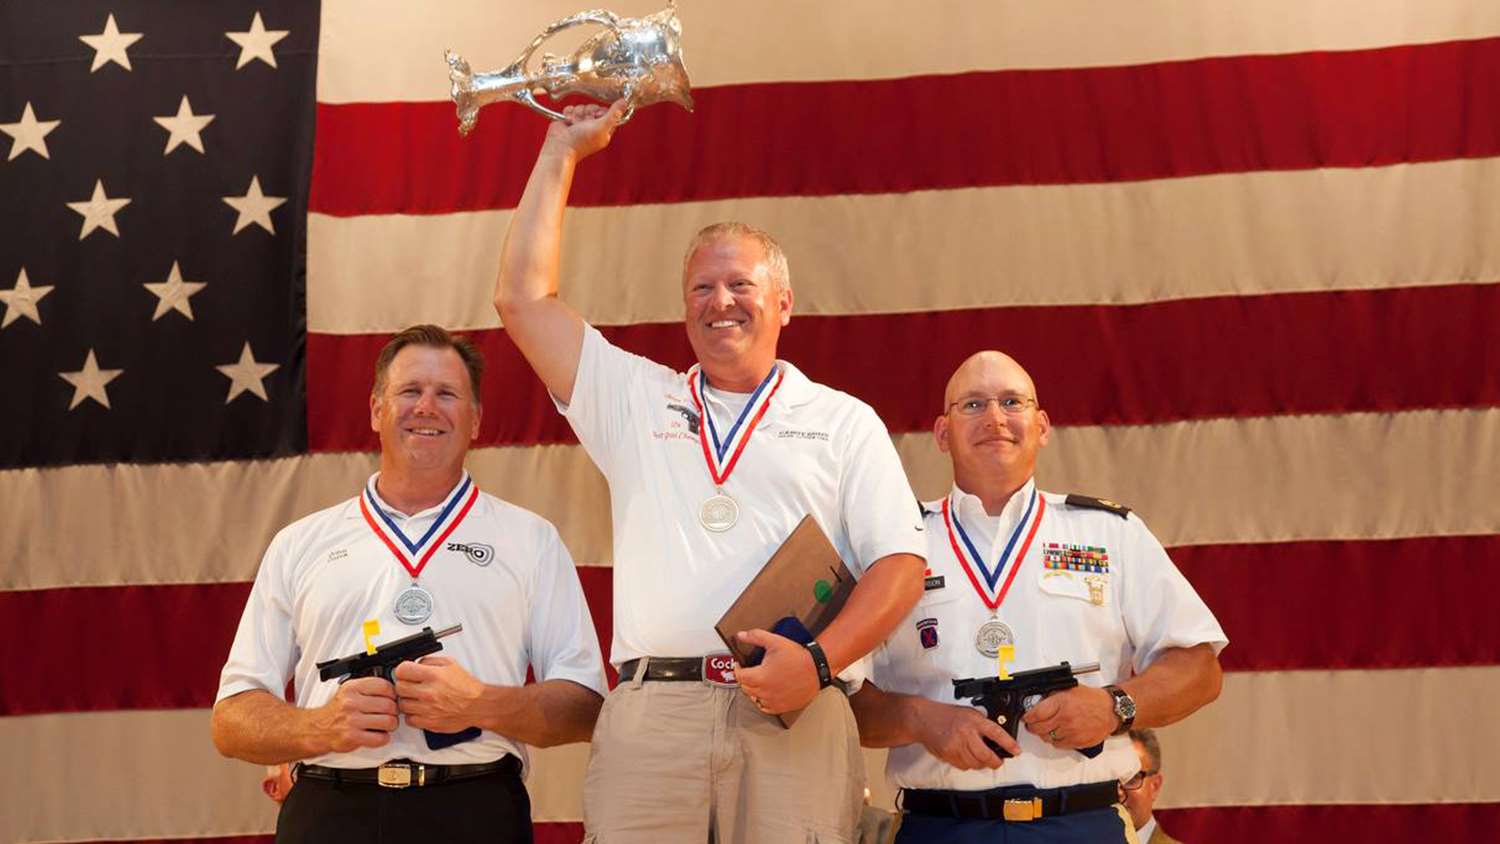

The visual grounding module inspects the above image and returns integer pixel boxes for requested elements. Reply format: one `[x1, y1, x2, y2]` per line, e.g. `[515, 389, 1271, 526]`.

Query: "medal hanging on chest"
[687, 364, 784, 532]
[393, 583, 435, 625]
[942, 489, 1046, 658]
[359, 476, 480, 625]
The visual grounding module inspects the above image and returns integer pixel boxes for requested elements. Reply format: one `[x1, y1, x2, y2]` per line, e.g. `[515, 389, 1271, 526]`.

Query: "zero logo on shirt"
[447, 541, 494, 566]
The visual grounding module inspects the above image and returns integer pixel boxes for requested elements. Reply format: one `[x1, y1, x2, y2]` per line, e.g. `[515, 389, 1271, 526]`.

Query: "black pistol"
[317, 623, 481, 750]
[952, 660, 1105, 759]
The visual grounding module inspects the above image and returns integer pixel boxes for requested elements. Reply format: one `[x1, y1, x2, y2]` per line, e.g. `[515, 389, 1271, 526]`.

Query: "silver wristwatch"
[1105, 684, 1136, 734]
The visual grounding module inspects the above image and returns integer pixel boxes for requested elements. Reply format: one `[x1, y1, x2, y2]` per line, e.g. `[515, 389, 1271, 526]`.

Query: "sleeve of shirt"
[527, 521, 609, 696]
[1118, 515, 1229, 671]
[553, 324, 669, 479]
[215, 527, 299, 702]
[837, 402, 928, 576]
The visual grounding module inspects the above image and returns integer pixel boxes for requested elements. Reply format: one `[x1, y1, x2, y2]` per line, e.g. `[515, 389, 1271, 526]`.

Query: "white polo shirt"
[872, 479, 1227, 791]
[559, 324, 927, 666]
[216, 473, 607, 774]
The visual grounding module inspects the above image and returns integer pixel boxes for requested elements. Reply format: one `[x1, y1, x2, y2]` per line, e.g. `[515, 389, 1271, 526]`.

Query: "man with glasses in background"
[1122, 728, 1184, 844]
[851, 351, 1227, 843]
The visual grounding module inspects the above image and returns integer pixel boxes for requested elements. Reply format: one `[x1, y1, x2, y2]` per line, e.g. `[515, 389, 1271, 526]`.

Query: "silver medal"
[699, 493, 739, 532]
[394, 583, 434, 625]
[974, 619, 1015, 658]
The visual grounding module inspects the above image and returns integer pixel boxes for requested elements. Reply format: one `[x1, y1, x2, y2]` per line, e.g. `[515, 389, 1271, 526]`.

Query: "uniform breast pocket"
[1037, 570, 1110, 609]
[909, 588, 963, 655]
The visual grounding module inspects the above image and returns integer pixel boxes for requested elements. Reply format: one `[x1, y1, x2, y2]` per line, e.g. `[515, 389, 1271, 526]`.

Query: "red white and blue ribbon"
[942, 487, 1046, 611]
[687, 364, 784, 486]
[359, 474, 479, 579]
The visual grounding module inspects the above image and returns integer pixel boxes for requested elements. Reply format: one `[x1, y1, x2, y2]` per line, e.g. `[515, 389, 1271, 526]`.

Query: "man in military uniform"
[851, 351, 1227, 843]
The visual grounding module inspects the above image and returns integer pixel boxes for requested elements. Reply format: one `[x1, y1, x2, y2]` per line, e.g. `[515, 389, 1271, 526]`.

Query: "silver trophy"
[445, 2, 693, 136]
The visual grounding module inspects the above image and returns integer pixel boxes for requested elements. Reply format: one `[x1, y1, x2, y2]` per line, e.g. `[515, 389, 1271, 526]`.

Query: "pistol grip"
[1078, 741, 1104, 758]
[982, 736, 1016, 760]
[980, 693, 1026, 759]
[425, 726, 482, 749]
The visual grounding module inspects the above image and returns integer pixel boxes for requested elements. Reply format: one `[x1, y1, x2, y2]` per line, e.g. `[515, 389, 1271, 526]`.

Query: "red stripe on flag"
[3, 568, 614, 717]
[1177, 535, 1500, 672]
[307, 282, 1500, 451]
[1155, 802, 1500, 843]
[310, 37, 1500, 216]
[60, 805, 1500, 842]
[1, 583, 251, 716]
[9, 537, 1497, 715]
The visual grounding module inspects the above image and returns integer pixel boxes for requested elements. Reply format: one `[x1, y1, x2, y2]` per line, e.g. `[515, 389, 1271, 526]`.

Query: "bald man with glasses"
[851, 351, 1227, 843]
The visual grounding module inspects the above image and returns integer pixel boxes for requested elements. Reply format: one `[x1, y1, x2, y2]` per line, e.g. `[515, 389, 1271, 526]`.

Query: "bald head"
[935, 350, 1050, 508]
[943, 351, 1039, 410]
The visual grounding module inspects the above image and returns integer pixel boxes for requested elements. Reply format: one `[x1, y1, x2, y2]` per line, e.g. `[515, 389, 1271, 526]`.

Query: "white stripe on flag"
[8, 667, 1498, 841]
[6, 408, 1498, 591]
[316, 0, 1500, 103]
[308, 158, 1500, 333]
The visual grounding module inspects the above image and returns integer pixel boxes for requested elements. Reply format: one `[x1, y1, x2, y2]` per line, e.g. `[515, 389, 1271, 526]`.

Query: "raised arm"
[494, 100, 627, 405]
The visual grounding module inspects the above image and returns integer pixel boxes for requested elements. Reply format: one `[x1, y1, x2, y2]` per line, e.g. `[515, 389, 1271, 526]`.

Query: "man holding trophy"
[492, 96, 928, 841]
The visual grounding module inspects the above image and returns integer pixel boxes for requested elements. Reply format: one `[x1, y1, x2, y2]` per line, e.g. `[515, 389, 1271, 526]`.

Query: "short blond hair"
[682, 222, 790, 291]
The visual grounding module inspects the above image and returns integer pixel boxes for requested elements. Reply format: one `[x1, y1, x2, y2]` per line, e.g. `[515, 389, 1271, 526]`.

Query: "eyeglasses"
[1120, 770, 1159, 791]
[946, 395, 1038, 417]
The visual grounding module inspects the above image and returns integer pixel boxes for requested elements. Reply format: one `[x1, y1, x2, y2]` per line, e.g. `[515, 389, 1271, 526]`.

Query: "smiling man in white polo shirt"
[493, 101, 928, 843]
[211, 325, 606, 844]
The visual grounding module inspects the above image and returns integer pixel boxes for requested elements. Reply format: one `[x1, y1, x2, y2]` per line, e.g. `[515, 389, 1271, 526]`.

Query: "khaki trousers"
[582, 667, 865, 844]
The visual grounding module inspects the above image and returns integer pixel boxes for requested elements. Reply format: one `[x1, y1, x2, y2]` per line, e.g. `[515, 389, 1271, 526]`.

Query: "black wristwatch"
[805, 640, 833, 689]
[1105, 685, 1137, 734]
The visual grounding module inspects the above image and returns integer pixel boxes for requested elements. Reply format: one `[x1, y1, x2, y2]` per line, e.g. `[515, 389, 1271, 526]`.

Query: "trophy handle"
[514, 88, 568, 121]
[616, 81, 639, 124]
[506, 10, 624, 122]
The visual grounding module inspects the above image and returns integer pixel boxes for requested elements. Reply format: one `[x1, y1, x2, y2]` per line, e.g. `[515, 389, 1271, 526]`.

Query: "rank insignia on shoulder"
[1064, 494, 1131, 519]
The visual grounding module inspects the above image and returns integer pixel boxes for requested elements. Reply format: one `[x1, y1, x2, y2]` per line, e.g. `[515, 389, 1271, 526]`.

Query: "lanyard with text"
[686, 364, 784, 532]
[359, 475, 479, 624]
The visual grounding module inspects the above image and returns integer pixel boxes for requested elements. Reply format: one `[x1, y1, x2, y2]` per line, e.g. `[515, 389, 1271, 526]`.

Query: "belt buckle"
[377, 761, 425, 788]
[701, 653, 738, 687]
[1002, 797, 1043, 822]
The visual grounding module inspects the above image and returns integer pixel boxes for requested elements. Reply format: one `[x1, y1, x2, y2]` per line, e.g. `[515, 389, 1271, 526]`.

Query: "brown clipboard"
[714, 514, 855, 727]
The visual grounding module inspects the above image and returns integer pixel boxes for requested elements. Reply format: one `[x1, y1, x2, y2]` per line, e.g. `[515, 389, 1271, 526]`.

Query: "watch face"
[1111, 686, 1137, 719]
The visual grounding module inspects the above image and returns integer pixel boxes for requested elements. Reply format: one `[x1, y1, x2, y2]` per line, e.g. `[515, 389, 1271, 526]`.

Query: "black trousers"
[274, 767, 532, 844]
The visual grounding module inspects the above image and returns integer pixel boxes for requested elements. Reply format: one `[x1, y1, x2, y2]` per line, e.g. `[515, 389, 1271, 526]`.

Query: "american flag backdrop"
[4, 1, 1499, 841]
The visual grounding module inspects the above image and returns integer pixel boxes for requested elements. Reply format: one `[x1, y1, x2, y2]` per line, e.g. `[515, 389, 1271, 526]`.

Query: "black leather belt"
[294, 755, 520, 789]
[618, 656, 850, 693]
[618, 656, 737, 685]
[901, 780, 1119, 822]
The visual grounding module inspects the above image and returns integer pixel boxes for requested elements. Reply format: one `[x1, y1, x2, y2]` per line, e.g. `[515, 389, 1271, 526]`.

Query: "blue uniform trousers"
[895, 805, 1134, 843]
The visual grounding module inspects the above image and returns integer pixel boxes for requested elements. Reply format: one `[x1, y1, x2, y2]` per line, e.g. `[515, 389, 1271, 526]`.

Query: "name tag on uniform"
[924, 575, 946, 591]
